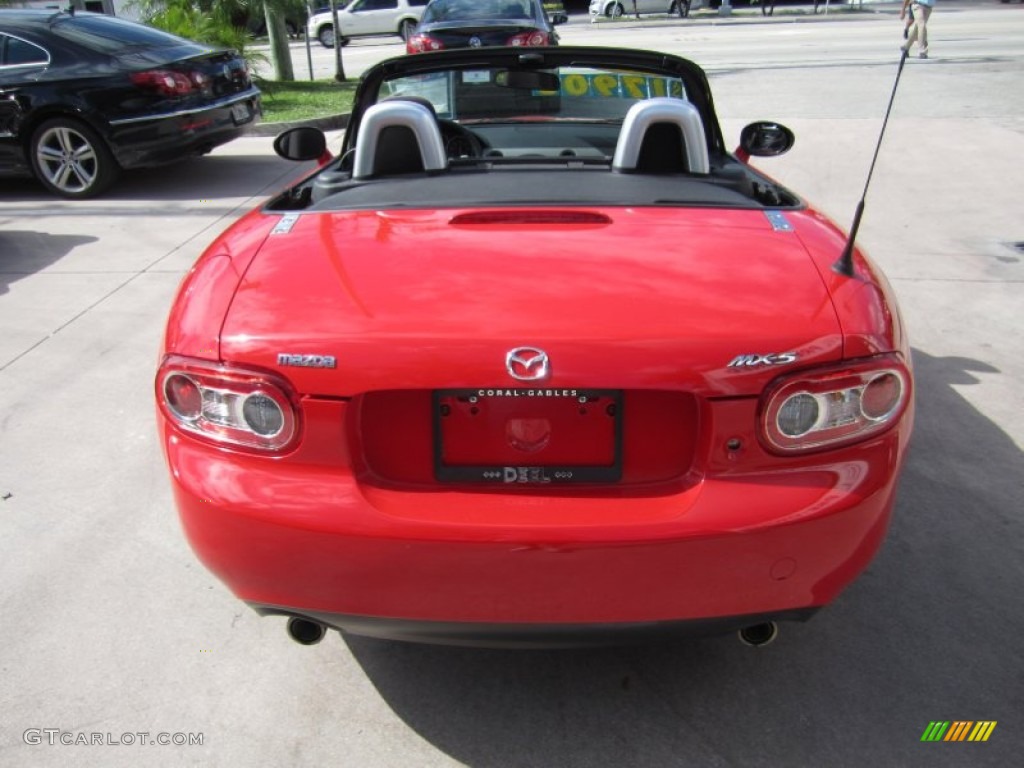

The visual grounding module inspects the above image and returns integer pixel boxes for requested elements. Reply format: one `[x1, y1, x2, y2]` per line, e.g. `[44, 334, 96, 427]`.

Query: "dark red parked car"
[407, 0, 567, 53]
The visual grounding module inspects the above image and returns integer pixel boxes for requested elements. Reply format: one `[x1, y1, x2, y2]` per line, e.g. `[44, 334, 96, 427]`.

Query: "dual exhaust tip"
[285, 615, 779, 648]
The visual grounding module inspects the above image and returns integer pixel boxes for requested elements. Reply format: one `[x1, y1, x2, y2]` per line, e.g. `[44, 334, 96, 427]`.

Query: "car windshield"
[422, 0, 537, 22]
[266, 48, 803, 213]
[49, 13, 195, 54]
[378, 64, 688, 121]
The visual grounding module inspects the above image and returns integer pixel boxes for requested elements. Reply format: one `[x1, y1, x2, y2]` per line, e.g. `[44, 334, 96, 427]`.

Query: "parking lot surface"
[1, 5, 1022, 766]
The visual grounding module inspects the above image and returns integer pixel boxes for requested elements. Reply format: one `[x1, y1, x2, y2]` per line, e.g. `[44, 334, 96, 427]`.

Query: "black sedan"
[406, 0, 567, 54]
[0, 10, 261, 198]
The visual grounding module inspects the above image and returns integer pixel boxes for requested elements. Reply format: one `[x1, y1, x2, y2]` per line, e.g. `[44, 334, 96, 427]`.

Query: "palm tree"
[325, 0, 346, 82]
[137, 0, 297, 81]
[261, 0, 295, 81]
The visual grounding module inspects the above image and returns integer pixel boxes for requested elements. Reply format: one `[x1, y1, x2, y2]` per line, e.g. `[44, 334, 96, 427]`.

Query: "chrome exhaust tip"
[738, 621, 778, 647]
[286, 616, 327, 646]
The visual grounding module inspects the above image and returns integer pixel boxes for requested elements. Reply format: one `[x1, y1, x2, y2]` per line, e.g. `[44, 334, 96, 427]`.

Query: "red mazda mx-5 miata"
[156, 47, 913, 648]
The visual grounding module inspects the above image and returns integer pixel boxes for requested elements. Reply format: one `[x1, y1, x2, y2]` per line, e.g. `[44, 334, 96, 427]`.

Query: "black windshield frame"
[345, 47, 727, 158]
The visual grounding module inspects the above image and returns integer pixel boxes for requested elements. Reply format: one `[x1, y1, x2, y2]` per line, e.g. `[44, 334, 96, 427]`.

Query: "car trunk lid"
[221, 206, 842, 397]
[120, 49, 253, 102]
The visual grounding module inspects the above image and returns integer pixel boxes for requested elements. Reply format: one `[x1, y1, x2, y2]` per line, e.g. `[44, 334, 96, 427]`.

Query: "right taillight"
[507, 30, 548, 47]
[131, 69, 193, 98]
[759, 355, 911, 454]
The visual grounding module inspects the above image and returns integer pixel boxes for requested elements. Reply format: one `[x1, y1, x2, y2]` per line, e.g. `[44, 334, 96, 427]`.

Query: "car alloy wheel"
[609, 2, 624, 18]
[30, 118, 119, 199]
[318, 26, 335, 48]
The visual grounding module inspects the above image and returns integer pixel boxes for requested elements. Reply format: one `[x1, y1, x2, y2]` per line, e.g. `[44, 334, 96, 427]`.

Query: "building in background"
[13, 1, 141, 20]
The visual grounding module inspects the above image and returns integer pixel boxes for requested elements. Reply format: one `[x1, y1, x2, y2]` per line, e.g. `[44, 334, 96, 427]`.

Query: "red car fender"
[162, 209, 275, 360]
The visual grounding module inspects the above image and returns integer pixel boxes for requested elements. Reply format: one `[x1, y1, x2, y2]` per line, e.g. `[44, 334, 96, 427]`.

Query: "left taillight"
[157, 356, 300, 453]
[758, 354, 911, 455]
[407, 34, 443, 53]
[508, 30, 549, 46]
[131, 69, 194, 97]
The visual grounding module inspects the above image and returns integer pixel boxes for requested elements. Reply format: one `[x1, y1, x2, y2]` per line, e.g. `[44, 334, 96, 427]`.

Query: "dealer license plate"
[434, 388, 622, 484]
[231, 102, 252, 125]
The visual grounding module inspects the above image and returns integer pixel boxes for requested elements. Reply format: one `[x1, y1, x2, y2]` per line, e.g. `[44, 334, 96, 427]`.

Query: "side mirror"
[551, 13, 568, 24]
[274, 127, 328, 162]
[738, 121, 795, 158]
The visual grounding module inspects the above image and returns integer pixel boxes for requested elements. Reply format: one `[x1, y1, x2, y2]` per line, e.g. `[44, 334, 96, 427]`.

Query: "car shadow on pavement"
[0, 230, 98, 297]
[0, 154, 312, 205]
[103, 156, 309, 203]
[0, 175, 54, 201]
[340, 347, 1022, 767]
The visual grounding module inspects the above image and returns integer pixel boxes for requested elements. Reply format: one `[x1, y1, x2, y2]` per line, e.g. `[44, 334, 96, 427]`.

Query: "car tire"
[30, 117, 119, 199]
[608, 2, 624, 18]
[399, 19, 416, 40]
[671, 0, 691, 17]
[318, 25, 335, 48]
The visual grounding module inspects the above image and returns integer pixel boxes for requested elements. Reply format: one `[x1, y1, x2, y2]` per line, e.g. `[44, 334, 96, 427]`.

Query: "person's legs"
[915, 4, 932, 57]
[903, 18, 918, 53]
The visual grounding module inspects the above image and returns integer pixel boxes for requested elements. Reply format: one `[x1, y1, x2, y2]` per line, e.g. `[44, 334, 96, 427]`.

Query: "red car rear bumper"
[163, 400, 909, 639]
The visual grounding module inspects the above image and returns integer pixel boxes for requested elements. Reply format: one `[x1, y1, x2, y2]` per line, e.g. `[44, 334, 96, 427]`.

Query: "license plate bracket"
[433, 388, 622, 484]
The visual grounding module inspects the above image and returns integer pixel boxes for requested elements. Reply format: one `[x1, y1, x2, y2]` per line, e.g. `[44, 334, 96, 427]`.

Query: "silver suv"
[589, 0, 690, 20]
[308, 0, 428, 48]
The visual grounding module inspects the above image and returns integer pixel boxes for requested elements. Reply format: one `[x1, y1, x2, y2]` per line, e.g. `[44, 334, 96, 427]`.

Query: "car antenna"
[834, 50, 909, 278]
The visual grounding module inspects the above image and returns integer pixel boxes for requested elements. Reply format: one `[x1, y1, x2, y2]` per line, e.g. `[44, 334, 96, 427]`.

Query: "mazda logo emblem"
[469, 36, 482, 48]
[506, 347, 549, 381]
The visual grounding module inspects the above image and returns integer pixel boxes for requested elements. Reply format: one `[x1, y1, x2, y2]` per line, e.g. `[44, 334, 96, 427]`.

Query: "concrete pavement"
[1, 6, 1021, 766]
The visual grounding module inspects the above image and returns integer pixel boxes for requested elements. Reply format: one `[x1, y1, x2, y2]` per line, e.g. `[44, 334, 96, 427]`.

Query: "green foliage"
[140, 0, 246, 48]
[135, 0, 266, 70]
[259, 79, 356, 124]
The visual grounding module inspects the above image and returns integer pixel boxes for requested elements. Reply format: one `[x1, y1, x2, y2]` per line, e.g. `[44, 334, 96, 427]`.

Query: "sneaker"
[919, 51, 928, 59]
